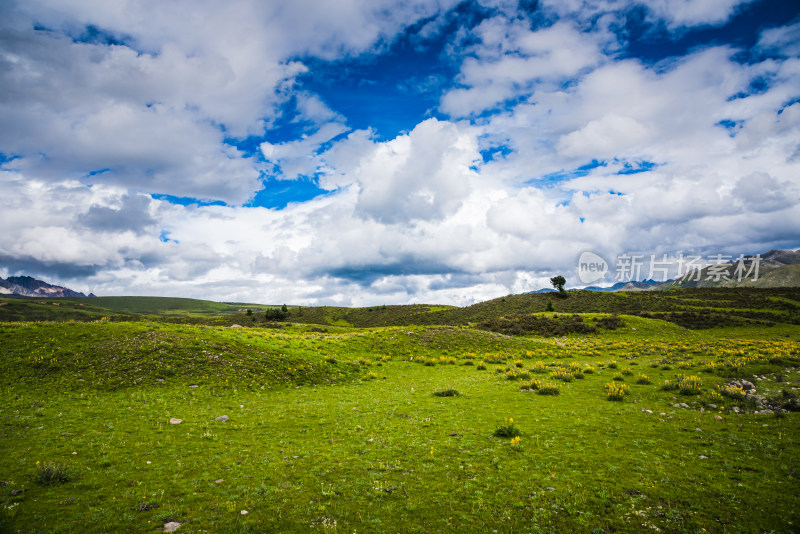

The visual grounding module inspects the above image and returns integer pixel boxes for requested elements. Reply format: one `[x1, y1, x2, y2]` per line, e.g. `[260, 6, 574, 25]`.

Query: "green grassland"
[0, 297, 287, 324]
[1, 290, 800, 532]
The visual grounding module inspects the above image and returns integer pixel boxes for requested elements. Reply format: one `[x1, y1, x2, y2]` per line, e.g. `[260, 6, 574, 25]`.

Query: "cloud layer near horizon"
[1, 0, 799, 306]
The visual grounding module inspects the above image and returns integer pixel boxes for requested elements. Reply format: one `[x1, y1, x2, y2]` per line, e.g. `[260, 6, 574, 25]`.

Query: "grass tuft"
[34, 461, 74, 486]
[493, 418, 521, 438]
[536, 382, 560, 396]
[605, 382, 630, 401]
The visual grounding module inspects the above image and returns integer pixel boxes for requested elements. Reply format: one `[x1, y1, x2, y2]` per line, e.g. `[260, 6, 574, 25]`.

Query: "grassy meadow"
[1, 290, 799, 532]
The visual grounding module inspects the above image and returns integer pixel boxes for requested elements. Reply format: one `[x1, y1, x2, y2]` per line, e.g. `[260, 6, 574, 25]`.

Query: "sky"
[1, 0, 799, 306]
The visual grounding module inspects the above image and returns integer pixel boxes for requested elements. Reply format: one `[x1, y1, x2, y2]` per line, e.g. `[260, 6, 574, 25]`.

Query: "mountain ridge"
[0, 275, 93, 298]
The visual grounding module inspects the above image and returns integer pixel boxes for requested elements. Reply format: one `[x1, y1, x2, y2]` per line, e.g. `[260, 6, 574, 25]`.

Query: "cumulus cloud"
[350, 119, 479, 223]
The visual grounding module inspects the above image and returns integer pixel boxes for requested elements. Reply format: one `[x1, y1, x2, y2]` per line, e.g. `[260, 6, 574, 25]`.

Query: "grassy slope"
[284, 287, 800, 328]
[1, 315, 799, 532]
[80, 297, 248, 316]
[0, 298, 117, 322]
[0, 296, 279, 323]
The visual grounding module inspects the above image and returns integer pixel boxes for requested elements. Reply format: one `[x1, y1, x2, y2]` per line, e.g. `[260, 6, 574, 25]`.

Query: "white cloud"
[539, 0, 754, 29]
[261, 122, 350, 182]
[557, 114, 651, 159]
[349, 119, 479, 223]
[441, 19, 604, 117]
[640, 0, 755, 29]
[757, 19, 800, 57]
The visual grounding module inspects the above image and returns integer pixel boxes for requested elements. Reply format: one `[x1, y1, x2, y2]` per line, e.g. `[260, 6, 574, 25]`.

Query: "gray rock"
[215, 415, 229, 422]
[741, 380, 755, 391]
[163, 522, 181, 532]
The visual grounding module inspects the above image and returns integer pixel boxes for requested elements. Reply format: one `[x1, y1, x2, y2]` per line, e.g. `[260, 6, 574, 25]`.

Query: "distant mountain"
[582, 280, 663, 292]
[657, 249, 800, 290]
[0, 275, 92, 298]
[530, 279, 664, 293]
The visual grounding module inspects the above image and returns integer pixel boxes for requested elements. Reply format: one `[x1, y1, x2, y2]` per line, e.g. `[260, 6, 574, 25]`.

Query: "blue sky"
[1, 0, 799, 305]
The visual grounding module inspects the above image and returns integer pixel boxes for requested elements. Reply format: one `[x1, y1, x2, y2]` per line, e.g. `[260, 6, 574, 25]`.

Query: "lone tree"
[550, 275, 567, 298]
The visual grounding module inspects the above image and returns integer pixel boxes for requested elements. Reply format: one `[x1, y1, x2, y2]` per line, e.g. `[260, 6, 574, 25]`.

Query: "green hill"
[284, 287, 800, 330]
[0, 296, 278, 323]
[3, 288, 799, 331]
